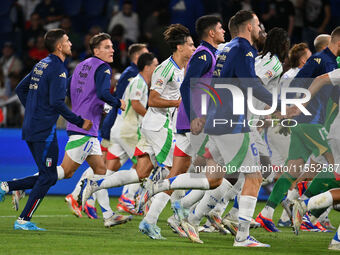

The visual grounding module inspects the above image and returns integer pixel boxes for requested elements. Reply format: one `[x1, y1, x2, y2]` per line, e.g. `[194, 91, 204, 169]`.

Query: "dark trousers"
[8, 140, 58, 221]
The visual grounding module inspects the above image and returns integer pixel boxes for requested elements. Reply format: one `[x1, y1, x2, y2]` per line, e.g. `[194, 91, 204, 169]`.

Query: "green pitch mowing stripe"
[0, 196, 337, 255]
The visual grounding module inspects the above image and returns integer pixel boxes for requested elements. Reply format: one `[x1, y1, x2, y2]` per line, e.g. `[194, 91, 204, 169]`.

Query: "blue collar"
[170, 56, 181, 70]
[201, 40, 217, 55]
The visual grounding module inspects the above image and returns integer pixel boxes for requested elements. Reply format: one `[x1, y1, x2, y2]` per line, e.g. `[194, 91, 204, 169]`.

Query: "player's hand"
[286, 105, 301, 118]
[191, 117, 206, 135]
[173, 99, 181, 108]
[120, 99, 126, 111]
[82, 119, 93, 131]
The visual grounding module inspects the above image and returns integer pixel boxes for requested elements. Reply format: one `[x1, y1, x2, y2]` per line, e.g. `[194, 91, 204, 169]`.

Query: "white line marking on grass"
[0, 215, 72, 218]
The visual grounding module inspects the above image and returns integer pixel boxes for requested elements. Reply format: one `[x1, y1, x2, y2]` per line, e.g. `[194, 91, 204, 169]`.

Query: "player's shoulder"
[153, 57, 175, 77]
[192, 49, 213, 63]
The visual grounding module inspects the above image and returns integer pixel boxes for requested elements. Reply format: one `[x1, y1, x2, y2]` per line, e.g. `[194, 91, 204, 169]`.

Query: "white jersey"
[279, 67, 300, 89]
[327, 68, 340, 139]
[251, 52, 283, 119]
[111, 74, 148, 140]
[142, 56, 184, 131]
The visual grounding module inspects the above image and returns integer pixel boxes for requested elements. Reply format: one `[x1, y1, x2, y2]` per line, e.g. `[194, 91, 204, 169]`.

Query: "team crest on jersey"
[198, 55, 207, 61]
[46, 158, 52, 167]
[155, 79, 163, 87]
[246, 52, 254, 58]
[314, 58, 321, 64]
[59, 72, 66, 78]
[264, 70, 273, 79]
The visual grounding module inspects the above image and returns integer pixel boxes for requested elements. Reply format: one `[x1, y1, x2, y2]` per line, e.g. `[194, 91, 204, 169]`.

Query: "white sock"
[228, 206, 239, 219]
[100, 169, 139, 189]
[261, 205, 275, 219]
[287, 189, 299, 201]
[181, 190, 205, 208]
[188, 179, 232, 226]
[211, 199, 229, 217]
[170, 190, 186, 202]
[57, 165, 65, 180]
[152, 173, 210, 194]
[307, 191, 333, 211]
[124, 183, 141, 201]
[96, 188, 113, 219]
[144, 192, 170, 224]
[72, 167, 94, 200]
[279, 208, 291, 222]
[236, 195, 257, 241]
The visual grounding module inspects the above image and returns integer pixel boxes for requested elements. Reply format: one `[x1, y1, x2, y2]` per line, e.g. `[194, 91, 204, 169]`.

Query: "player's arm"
[129, 80, 147, 116]
[180, 50, 212, 120]
[49, 67, 85, 128]
[95, 65, 123, 109]
[307, 69, 340, 101]
[131, 100, 147, 116]
[15, 72, 32, 107]
[148, 90, 180, 108]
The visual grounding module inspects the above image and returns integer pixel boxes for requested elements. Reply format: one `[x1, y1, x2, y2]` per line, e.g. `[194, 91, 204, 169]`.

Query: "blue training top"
[289, 47, 338, 124]
[204, 37, 279, 135]
[16, 54, 83, 142]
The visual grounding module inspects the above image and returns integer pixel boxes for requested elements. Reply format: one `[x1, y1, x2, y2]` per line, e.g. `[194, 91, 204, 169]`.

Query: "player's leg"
[14, 140, 59, 231]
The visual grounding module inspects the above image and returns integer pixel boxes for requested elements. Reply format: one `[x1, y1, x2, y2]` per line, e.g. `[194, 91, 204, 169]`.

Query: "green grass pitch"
[0, 195, 338, 255]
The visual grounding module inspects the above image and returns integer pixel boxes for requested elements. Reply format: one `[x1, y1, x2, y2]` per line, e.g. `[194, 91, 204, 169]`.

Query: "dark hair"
[128, 43, 148, 59]
[289, 43, 309, 68]
[163, 24, 191, 52]
[137, 52, 155, 71]
[331, 26, 340, 43]
[261, 27, 290, 63]
[195, 15, 222, 40]
[233, 10, 254, 30]
[89, 33, 111, 54]
[44, 29, 66, 53]
[228, 15, 238, 39]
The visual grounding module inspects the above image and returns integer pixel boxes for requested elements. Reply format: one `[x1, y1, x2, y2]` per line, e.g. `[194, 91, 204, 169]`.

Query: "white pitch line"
[0, 215, 72, 218]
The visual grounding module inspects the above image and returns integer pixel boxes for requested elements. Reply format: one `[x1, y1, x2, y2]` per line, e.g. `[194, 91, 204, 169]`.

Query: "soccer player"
[290, 68, 340, 235]
[55, 32, 135, 228]
[0, 29, 92, 230]
[141, 10, 279, 247]
[138, 15, 226, 240]
[65, 43, 148, 218]
[105, 52, 159, 215]
[80, 24, 195, 238]
[256, 26, 340, 233]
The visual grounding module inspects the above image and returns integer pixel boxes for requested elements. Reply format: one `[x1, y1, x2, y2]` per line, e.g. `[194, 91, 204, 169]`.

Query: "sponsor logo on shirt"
[155, 79, 163, 87]
[264, 70, 273, 79]
[105, 69, 111, 75]
[246, 52, 254, 58]
[59, 72, 67, 78]
[314, 58, 321, 64]
[198, 55, 207, 61]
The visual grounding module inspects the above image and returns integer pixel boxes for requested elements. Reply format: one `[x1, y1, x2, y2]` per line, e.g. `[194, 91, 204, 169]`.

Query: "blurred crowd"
[0, 0, 339, 127]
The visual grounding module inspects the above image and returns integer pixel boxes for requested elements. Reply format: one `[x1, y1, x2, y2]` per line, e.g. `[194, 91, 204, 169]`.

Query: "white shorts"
[107, 142, 130, 165]
[253, 130, 270, 157]
[175, 133, 207, 157]
[65, 135, 102, 164]
[207, 132, 261, 174]
[266, 127, 290, 166]
[136, 126, 174, 167]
